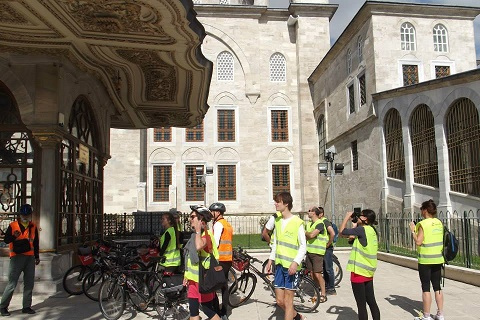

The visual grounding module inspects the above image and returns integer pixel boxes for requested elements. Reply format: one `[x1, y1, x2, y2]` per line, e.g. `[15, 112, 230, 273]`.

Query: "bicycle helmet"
[19, 204, 33, 216]
[189, 205, 213, 222]
[209, 202, 226, 214]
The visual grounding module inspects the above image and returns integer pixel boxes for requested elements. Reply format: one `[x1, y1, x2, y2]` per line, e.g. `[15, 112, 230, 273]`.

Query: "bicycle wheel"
[83, 269, 105, 301]
[126, 273, 150, 311]
[228, 273, 257, 308]
[293, 276, 320, 313]
[99, 277, 125, 320]
[63, 264, 91, 295]
[156, 294, 189, 320]
[261, 259, 275, 282]
[333, 257, 343, 287]
[228, 267, 237, 291]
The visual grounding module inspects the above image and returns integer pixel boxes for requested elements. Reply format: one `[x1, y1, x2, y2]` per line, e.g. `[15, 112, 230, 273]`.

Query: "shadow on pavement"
[326, 305, 358, 320]
[384, 294, 422, 316]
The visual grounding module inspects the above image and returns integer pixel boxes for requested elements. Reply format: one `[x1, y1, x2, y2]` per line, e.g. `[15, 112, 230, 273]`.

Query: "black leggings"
[351, 281, 381, 320]
[418, 263, 442, 292]
[189, 298, 218, 319]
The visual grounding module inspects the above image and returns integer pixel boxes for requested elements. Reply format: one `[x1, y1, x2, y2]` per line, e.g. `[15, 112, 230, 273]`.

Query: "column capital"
[30, 126, 64, 148]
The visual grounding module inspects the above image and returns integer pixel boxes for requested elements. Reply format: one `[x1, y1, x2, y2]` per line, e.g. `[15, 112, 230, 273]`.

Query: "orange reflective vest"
[215, 218, 233, 262]
[9, 221, 36, 257]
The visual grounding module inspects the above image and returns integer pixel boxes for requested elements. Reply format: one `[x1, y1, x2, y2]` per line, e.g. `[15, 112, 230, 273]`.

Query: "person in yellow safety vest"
[1, 204, 40, 316]
[159, 212, 181, 273]
[409, 199, 445, 320]
[183, 205, 221, 320]
[210, 202, 233, 320]
[264, 192, 307, 320]
[339, 209, 380, 320]
[304, 206, 329, 303]
[261, 211, 282, 244]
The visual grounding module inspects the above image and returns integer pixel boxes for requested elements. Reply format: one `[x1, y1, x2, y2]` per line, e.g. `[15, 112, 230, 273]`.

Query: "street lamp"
[318, 146, 344, 221]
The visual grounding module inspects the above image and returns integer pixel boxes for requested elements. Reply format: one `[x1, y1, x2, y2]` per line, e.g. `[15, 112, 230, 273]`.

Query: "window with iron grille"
[270, 53, 286, 82]
[446, 98, 480, 197]
[218, 165, 236, 200]
[351, 140, 358, 171]
[346, 49, 352, 74]
[401, 22, 416, 50]
[402, 64, 419, 86]
[218, 110, 235, 142]
[186, 165, 204, 201]
[435, 65, 450, 79]
[318, 115, 326, 161]
[186, 122, 204, 142]
[153, 127, 172, 142]
[433, 24, 448, 52]
[153, 165, 172, 202]
[271, 110, 289, 142]
[410, 104, 439, 188]
[272, 164, 290, 198]
[217, 51, 234, 81]
[359, 74, 366, 105]
[357, 36, 364, 62]
[384, 109, 405, 180]
[348, 84, 355, 114]
[219, 0, 229, 4]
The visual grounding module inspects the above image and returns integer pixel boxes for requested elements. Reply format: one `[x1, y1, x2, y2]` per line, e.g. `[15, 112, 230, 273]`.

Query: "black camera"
[351, 208, 362, 223]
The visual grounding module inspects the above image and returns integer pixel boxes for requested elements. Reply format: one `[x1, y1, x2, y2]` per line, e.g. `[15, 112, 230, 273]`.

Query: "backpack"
[442, 226, 459, 263]
[331, 222, 339, 244]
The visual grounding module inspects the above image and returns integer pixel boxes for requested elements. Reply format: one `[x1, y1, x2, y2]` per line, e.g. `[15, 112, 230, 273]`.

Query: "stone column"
[31, 129, 63, 252]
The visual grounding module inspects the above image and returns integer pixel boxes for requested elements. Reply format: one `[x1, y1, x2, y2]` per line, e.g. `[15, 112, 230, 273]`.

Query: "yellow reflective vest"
[346, 225, 378, 277]
[274, 215, 304, 271]
[160, 226, 181, 267]
[184, 230, 219, 282]
[306, 218, 328, 255]
[416, 218, 444, 265]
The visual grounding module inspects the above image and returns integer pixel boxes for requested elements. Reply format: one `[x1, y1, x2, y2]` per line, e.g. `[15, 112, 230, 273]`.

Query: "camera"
[351, 208, 361, 223]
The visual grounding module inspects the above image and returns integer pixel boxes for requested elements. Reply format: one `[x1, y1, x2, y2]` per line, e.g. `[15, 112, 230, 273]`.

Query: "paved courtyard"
[2, 250, 480, 319]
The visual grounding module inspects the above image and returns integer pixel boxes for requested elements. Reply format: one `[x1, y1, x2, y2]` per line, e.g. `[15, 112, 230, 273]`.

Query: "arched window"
[384, 109, 405, 180]
[317, 115, 326, 161]
[433, 24, 448, 52]
[357, 36, 364, 62]
[0, 82, 37, 214]
[410, 104, 438, 187]
[59, 96, 103, 250]
[270, 53, 286, 82]
[401, 22, 416, 51]
[446, 98, 480, 196]
[346, 49, 352, 74]
[217, 51, 234, 81]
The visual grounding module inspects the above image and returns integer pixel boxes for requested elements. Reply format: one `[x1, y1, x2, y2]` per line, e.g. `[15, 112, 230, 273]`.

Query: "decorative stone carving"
[0, 3, 29, 25]
[141, 110, 191, 127]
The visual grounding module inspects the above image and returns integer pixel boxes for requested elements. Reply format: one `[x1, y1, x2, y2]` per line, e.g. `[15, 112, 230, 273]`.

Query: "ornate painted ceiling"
[0, 0, 212, 128]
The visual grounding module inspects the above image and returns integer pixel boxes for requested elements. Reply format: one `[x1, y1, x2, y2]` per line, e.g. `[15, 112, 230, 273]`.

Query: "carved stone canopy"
[0, 0, 213, 128]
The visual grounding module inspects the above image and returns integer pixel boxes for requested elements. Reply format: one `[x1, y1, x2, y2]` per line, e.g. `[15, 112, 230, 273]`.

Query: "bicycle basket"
[232, 258, 249, 271]
[78, 254, 94, 266]
[78, 246, 92, 256]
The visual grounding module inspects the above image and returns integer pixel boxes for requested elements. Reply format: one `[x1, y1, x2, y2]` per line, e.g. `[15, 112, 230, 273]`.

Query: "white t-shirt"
[213, 220, 224, 248]
[265, 215, 276, 231]
[269, 215, 307, 265]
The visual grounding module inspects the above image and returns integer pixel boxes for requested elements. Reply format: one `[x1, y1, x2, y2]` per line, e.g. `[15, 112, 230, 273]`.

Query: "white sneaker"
[433, 315, 444, 320]
[413, 316, 433, 320]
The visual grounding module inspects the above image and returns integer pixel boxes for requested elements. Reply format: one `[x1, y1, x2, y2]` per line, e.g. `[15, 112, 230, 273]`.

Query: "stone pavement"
[2, 250, 480, 319]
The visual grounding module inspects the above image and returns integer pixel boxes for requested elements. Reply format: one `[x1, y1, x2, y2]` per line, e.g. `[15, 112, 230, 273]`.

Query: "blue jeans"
[323, 247, 335, 291]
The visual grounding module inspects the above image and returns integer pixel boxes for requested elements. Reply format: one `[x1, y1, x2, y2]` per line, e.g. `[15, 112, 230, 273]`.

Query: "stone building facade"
[308, 2, 480, 216]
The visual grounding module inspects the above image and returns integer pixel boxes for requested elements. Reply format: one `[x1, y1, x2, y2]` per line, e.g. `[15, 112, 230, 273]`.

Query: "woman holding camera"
[339, 209, 380, 320]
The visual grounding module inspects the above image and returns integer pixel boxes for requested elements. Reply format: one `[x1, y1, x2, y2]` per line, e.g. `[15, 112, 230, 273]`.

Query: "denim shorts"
[273, 264, 300, 291]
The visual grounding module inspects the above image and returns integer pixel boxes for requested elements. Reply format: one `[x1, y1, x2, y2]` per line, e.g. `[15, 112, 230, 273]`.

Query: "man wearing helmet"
[1, 204, 40, 316]
[209, 202, 233, 320]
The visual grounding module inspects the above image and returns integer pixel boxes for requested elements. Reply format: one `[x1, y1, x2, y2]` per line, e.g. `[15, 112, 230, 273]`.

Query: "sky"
[270, 0, 480, 59]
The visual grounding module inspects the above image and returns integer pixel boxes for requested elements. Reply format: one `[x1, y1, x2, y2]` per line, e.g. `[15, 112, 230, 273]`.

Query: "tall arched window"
[59, 96, 103, 250]
[401, 22, 416, 51]
[433, 24, 448, 52]
[357, 36, 364, 62]
[317, 115, 326, 161]
[270, 53, 286, 82]
[346, 49, 352, 74]
[384, 109, 405, 180]
[410, 104, 438, 187]
[446, 98, 480, 196]
[217, 51, 234, 81]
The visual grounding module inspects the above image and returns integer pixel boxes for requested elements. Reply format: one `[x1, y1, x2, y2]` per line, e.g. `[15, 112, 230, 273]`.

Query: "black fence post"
[386, 213, 390, 253]
[464, 211, 471, 269]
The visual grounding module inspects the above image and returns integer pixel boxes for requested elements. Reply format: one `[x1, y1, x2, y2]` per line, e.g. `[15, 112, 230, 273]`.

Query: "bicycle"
[98, 256, 188, 320]
[228, 247, 320, 313]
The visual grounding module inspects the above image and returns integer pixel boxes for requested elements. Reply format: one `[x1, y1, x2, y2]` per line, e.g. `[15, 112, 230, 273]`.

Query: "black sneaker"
[21, 308, 35, 314]
[326, 289, 337, 296]
[0, 308, 10, 316]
